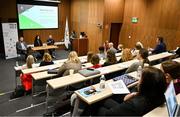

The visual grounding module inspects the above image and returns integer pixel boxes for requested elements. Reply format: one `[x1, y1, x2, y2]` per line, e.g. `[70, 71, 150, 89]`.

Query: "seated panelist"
[47, 35, 55, 58]
[16, 36, 28, 59]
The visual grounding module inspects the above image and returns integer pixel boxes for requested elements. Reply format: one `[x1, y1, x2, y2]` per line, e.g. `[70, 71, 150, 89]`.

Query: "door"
[110, 23, 122, 49]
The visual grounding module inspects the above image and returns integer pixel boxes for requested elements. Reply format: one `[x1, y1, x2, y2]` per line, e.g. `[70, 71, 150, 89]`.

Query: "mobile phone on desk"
[84, 89, 96, 95]
[87, 68, 95, 71]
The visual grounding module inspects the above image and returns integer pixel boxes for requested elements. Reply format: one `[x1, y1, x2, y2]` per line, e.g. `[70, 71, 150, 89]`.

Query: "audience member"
[117, 44, 124, 53]
[87, 52, 93, 63]
[118, 48, 133, 63]
[39, 53, 54, 67]
[20, 55, 35, 92]
[16, 36, 28, 59]
[151, 36, 167, 54]
[126, 48, 149, 73]
[161, 61, 180, 94]
[175, 47, 180, 57]
[102, 50, 117, 67]
[47, 35, 55, 58]
[72, 67, 166, 116]
[104, 40, 109, 51]
[90, 54, 101, 69]
[58, 51, 82, 76]
[131, 41, 144, 57]
[109, 42, 117, 53]
[97, 46, 106, 59]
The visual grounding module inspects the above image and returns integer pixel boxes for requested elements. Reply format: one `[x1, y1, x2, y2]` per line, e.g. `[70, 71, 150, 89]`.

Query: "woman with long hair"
[102, 49, 117, 67]
[58, 51, 81, 76]
[39, 53, 54, 66]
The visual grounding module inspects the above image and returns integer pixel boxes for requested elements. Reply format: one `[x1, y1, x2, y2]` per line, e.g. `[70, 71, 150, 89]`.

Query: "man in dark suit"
[47, 35, 55, 58]
[152, 36, 167, 54]
[16, 36, 27, 58]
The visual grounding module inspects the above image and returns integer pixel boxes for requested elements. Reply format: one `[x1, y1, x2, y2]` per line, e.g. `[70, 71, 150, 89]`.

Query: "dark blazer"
[95, 95, 160, 116]
[47, 38, 55, 45]
[39, 61, 54, 67]
[16, 41, 27, 54]
[152, 42, 167, 54]
[34, 38, 43, 47]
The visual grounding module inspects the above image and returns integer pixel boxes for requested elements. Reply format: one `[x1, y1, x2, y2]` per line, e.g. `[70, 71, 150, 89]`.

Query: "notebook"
[164, 81, 180, 117]
[113, 74, 138, 86]
[78, 68, 100, 77]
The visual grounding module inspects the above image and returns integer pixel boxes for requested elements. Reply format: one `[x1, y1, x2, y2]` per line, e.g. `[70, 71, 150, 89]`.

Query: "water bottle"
[99, 75, 106, 89]
[16, 61, 19, 67]
[137, 66, 142, 78]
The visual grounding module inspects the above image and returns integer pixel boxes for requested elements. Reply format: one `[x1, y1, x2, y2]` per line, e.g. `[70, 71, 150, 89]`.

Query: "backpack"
[10, 85, 25, 99]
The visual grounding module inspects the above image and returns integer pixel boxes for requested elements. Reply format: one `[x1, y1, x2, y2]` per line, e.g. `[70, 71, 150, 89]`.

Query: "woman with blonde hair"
[20, 55, 36, 93]
[39, 53, 54, 66]
[118, 48, 133, 63]
[24, 55, 35, 68]
[58, 51, 81, 76]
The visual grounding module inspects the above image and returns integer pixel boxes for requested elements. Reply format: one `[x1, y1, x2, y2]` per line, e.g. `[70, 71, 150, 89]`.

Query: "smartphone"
[84, 89, 96, 95]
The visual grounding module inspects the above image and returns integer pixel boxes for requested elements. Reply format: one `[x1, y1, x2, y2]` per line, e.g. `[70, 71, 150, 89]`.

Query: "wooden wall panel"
[70, 0, 104, 53]
[120, 0, 180, 50]
[0, 0, 17, 20]
[103, 0, 125, 43]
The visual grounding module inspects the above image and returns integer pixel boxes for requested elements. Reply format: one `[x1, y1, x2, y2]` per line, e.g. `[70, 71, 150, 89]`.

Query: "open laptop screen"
[164, 81, 178, 117]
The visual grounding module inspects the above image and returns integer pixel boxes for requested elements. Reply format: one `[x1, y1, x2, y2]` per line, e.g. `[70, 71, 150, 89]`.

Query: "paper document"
[108, 80, 130, 94]
[97, 67, 110, 74]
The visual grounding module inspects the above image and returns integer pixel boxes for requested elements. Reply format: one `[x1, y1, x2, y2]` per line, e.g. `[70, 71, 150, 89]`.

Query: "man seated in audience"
[97, 46, 106, 59]
[161, 61, 180, 94]
[71, 67, 166, 116]
[39, 53, 54, 66]
[126, 48, 149, 73]
[118, 48, 133, 63]
[16, 36, 28, 59]
[47, 35, 55, 58]
[150, 36, 167, 54]
[108, 42, 117, 53]
[102, 49, 117, 67]
[131, 41, 144, 57]
[117, 44, 124, 53]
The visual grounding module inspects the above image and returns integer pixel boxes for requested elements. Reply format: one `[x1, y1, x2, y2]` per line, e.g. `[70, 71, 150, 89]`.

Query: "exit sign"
[131, 17, 138, 23]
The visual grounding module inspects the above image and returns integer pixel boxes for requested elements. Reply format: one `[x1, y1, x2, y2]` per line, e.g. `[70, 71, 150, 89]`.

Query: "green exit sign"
[131, 17, 138, 23]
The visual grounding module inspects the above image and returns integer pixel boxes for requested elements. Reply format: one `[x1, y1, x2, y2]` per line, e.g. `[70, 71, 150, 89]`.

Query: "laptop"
[164, 81, 180, 117]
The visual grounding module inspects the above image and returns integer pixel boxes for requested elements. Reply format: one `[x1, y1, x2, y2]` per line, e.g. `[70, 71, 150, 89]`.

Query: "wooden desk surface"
[143, 94, 180, 117]
[31, 62, 94, 80]
[46, 73, 85, 89]
[22, 63, 62, 74]
[75, 80, 114, 105]
[173, 57, 180, 63]
[32, 45, 58, 51]
[148, 52, 174, 61]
